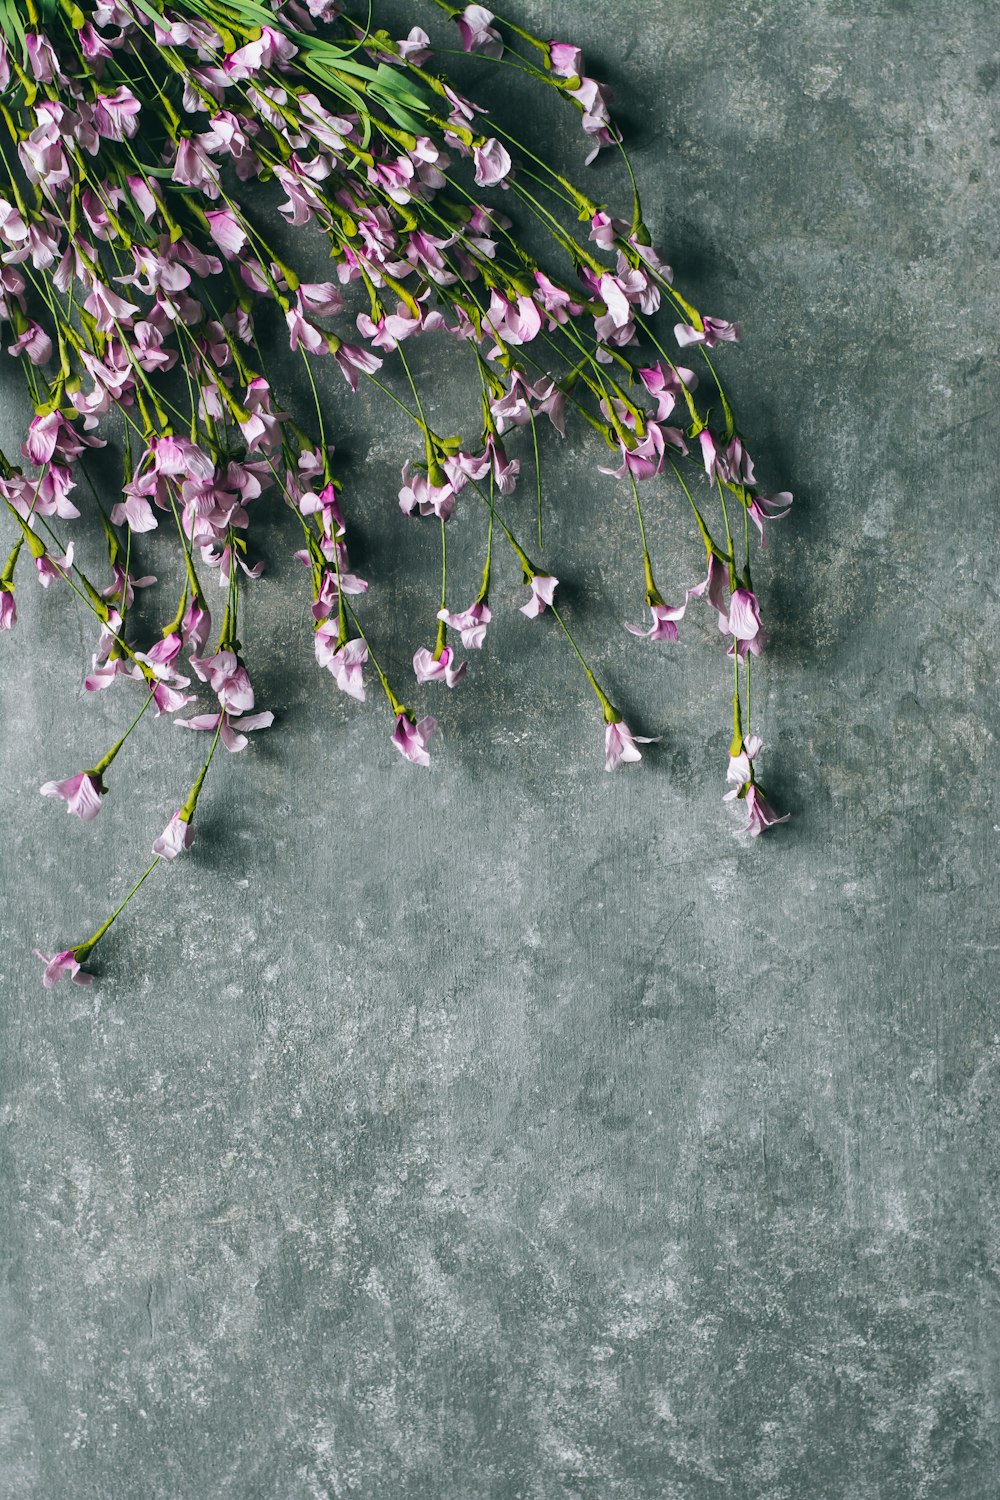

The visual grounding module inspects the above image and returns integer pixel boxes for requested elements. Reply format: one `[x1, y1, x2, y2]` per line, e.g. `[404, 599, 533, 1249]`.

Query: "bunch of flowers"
[0, 0, 792, 987]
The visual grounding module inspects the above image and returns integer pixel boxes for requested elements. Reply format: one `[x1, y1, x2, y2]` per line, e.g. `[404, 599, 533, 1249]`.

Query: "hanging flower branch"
[0, 0, 792, 988]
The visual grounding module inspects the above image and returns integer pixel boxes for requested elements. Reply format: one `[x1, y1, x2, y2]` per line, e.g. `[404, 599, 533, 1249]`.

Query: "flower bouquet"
[0, 0, 792, 987]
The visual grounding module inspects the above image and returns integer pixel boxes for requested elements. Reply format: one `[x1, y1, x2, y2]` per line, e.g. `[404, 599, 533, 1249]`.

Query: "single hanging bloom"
[520, 574, 559, 619]
[437, 601, 492, 650]
[724, 737, 789, 836]
[674, 315, 741, 349]
[625, 599, 689, 643]
[32, 948, 93, 988]
[152, 811, 195, 860]
[392, 714, 437, 767]
[604, 719, 659, 772]
[413, 645, 467, 688]
[40, 771, 104, 822]
[457, 5, 503, 57]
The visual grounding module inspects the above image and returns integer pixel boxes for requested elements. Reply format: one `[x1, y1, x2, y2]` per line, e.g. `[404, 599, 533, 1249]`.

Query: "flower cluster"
[0, 0, 792, 984]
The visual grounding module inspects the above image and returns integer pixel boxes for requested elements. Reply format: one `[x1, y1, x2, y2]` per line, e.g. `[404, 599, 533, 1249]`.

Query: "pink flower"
[724, 736, 789, 836]
[436, 600, 492, 649]
[8, 321, 52, 365]
[747, 490, 793, 544]
[727, 588, 762, 642]
[473, 138, 512, 186]
[457, 5, 503, 57]
[175, 709, 274, 753]
[152, 811, 195, 860]
[520, 573, 558, 618]
[626, 600, 688, 643]
[190, 648, 255, 714]
[604, 720, 659, 772]
[392, 713, 437, 767]
[314, 628, 367, 701]
[638, 362, 697, 421]
[413, 645, 467, 688]
[33, 948, 93, 989]
[182, 597, 211, 654]
[333, 341, 382, 391]
[40, 771, 104, 821]
[741, 784, 790, 836]
[93, 86, 141, 141]
[398, 27, 432, 64]
[204, 208, 247, 257]
[398, 463, 456, 522]
[550, 42, 584, 79]
[688, 552, 730, 631]
[674, 316, 741, 349]
[34, 541, 74, 589]
[0, 590, 15, 630]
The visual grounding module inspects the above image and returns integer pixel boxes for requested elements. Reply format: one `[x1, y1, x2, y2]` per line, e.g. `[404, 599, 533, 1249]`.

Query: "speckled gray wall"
[2, 2, 999, 1496]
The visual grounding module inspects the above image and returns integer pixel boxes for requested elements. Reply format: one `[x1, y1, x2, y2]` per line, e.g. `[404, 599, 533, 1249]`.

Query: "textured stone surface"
[2, 2, 999, 1496]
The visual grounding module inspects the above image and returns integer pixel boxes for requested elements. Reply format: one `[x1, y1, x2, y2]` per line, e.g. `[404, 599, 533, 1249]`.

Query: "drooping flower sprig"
[0, 0, 793, 986]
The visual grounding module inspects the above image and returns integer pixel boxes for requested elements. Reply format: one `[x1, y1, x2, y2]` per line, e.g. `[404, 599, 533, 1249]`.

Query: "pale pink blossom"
[392, 713, 437, 767]
[724, 736, 789, 836]
[436, 600, 491, 649]
[40, 771, 104, 821]
[747, 490, 793, 544]
[314, 628, 367, 701]
[398, 463, 456, 522]
[0, 590, 15, 630]
[175, 708, 274, 753]
[604, 720, 659, 772]
[413, 645, 466, 688]
[520, 574, 558, 618]
[152, 811, 195, 860]
[549, 42, 584, 79]
[33, 948, 93, 989]
[674, 316, 741, 349]
[473, 138, 512, 187]
[190, 648, 255, 714]
[727, 588, 762, 642]
[626, 600, 688, 643]
[457, 5, 503, 57]
[398, 27, 432, 64]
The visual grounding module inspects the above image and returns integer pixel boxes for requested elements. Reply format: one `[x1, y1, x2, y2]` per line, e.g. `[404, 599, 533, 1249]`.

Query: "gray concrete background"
[2, 1, 999, 1495]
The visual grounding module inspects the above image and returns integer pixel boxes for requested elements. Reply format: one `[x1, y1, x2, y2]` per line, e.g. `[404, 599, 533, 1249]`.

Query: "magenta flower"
[604, 720, 659, 772]
[413, 645, 467, 688]
[520, 573, 558, 618]
[0, 589, 15, 630]
[8, 321, 52, 365]
[152, 811, 195, 861]
[392, 713, 437, 768]
[32, 948, 93, 989]
[40, 771, 104, 822]
[436, 601, 492, 649]
[741, 784, 790, 836]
